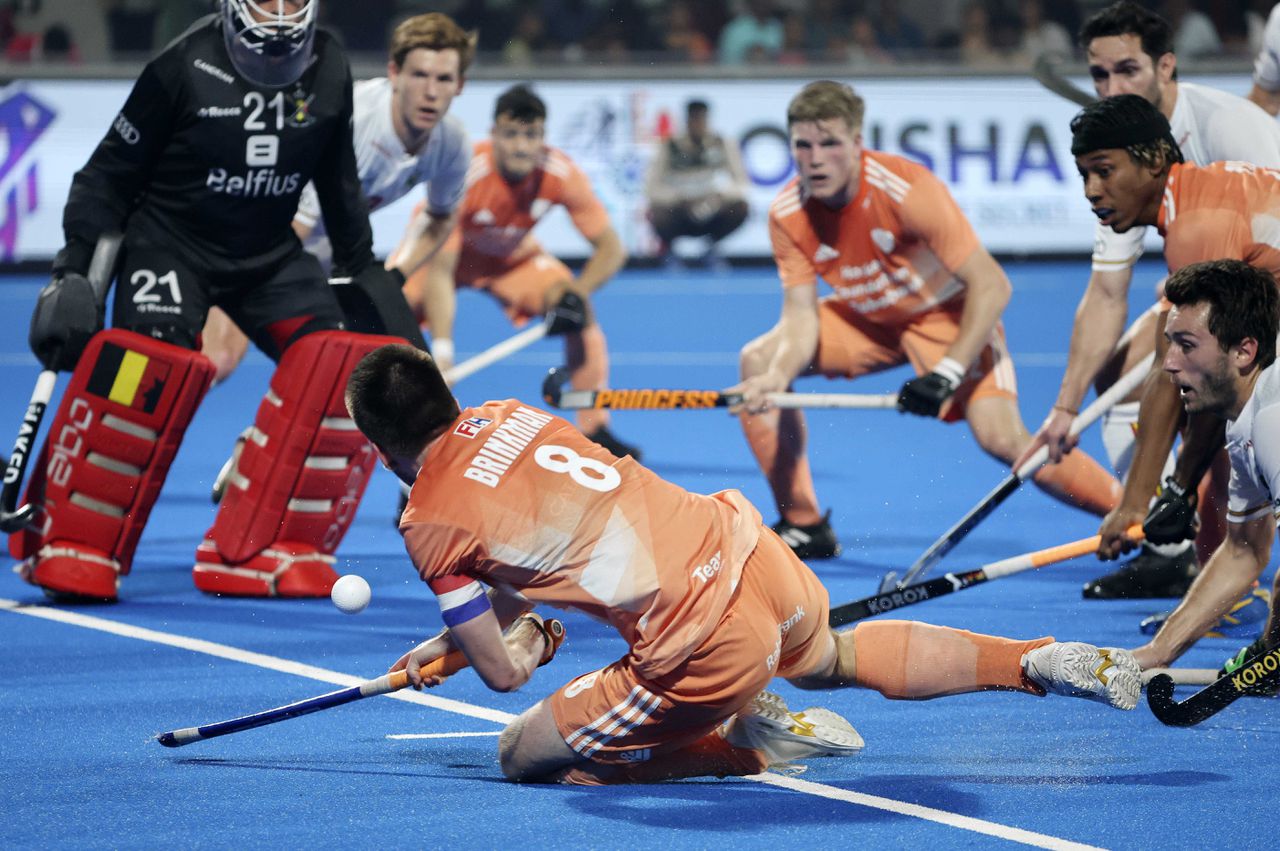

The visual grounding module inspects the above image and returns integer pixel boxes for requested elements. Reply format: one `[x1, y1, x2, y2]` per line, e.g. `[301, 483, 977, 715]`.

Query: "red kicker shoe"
[193, 538, 339, 598]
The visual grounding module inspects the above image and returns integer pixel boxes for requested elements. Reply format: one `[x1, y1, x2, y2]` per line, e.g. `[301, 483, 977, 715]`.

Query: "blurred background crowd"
[0, 0, 1267, 69]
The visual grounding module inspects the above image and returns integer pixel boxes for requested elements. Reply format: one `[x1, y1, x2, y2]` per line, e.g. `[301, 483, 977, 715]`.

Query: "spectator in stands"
[872, 0, 926, 57]
[663, 1, 714, 63]
[777, 11, 808, 65]
[502, 9, 545, 65]
[802, 0, 849, 59]
[1017, 0, 1074, 60]
[646, 99, 749, 272]
[718, 0, 782, 65]
[154, 0, 213, 49]
[847, 13, 894, 66]
[1165, 0, 1222, 59]
[959, 0, 1006, 67]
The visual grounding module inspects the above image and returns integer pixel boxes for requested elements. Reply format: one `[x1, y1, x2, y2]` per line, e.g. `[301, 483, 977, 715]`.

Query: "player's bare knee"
[497, 718, 530, 780]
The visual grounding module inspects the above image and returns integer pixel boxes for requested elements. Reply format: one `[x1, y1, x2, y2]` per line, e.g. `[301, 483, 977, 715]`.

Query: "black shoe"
[587, 426, 642, 461]
[772, 511, 841, 560]
[1081, 545, 1198, 600]
[1219, 638, 1280, 697]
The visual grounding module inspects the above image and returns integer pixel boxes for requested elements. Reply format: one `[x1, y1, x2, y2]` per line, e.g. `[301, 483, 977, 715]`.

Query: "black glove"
[29, 271, 103, 371]
[1142, 476, 1199, 545]
[544, 290, 591, 336]
[332, 264, 427, 351]
[897, 358, 964, 418]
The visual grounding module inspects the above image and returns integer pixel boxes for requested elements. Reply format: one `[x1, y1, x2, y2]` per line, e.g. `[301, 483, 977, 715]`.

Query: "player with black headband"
[11, 0, 420, 601]
[1017, 0, 1280, 600]
[1067, 94, 1280, 610]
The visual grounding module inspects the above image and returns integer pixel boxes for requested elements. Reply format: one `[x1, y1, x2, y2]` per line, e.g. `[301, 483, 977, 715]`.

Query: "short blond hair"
[390, 13, 478, 74]
[786, 81, 865, 132]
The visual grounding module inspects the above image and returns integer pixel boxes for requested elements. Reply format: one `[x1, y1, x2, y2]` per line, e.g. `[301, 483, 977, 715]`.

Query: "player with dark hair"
[1068, 95, 1280, 606]
[1018, 0, 1280, 599]
[1126, 259, 1280, 695]
[397, 84, 640, 460]
[645, 98, 750, 271]
[343, 342, 1141, 785]
[10, 0, 414, 601]
[729, 80, 1121, 560]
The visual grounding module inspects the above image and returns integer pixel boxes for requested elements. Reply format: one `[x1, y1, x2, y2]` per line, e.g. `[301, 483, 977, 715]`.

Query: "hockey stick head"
[541, 366, 571, 407]
[1032, 53, 1096, 108]
[0, 503, 36, 533]
[1143, 673, 1188, 725]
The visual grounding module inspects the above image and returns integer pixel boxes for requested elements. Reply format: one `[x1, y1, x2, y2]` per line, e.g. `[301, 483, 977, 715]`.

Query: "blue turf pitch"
[1, 261, 1276, 849]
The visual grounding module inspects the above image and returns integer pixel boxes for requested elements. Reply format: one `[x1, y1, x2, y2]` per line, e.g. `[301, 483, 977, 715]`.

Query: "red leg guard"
[8, 329, 214, 599]
[194, 330, 400, 598]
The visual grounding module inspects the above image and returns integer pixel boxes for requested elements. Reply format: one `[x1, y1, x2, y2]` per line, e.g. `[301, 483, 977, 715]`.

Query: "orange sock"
[740, 407, 821, 525]
[554, 731, 768, 785]
[849, 621, 1053, 699]
[568, 324, 611, 434]
[1029, 449, 1122, 517]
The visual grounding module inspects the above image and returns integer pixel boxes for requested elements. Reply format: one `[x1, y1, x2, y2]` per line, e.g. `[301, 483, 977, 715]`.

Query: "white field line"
[386, 731, 502, 740]
[3, 597, 1099, 848]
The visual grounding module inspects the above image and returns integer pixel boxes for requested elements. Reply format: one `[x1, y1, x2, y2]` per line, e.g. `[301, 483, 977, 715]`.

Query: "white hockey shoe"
[724, 691, 864, 769]
[1023, 642, 1142, 710]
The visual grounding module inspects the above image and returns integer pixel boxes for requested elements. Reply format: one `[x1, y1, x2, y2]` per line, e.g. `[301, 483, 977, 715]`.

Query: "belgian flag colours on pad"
[86, 342, 170, 413]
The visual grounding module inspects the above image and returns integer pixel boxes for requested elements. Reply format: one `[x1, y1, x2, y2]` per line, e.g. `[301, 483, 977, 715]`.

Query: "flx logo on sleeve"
[86, 342, 170, 413]
[453, 416, 492, 439]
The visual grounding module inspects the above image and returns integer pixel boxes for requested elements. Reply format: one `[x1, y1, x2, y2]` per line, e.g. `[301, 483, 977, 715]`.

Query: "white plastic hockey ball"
[331, 574, 371, 614]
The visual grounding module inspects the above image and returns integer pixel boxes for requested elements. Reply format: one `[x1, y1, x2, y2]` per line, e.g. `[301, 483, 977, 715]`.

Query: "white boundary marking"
[2, 597, 1099, 848]
[386, 731, 503, 740]
[748, 774, 1104, 851]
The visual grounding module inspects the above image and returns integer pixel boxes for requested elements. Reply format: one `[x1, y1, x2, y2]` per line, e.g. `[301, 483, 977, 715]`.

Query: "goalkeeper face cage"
[221, 0, 317, 89]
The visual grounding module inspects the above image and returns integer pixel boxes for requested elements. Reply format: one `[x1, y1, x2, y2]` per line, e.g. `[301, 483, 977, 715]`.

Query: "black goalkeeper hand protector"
[897, 357, 966, 418]
[331, 264, 427, 351]
[1142, 476, 1199, 545]
[545, 290, 591, 336]
[29, 272, 103, 372]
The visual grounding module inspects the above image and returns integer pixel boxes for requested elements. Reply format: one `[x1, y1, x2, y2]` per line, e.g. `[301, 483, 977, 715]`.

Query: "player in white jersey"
[1248, 1, 1280, 116]
[200, 12, 474, 384]
[1016, 1, 1280, 600]
[1123, 259, 1280, 696]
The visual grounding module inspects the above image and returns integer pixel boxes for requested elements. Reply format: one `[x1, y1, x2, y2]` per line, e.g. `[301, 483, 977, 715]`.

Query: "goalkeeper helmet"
[221, 0, 317, 89]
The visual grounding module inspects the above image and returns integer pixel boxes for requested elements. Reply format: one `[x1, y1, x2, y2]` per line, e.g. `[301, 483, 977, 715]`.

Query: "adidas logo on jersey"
[814, 243, 839, 263]
[473, 208, 495, 225]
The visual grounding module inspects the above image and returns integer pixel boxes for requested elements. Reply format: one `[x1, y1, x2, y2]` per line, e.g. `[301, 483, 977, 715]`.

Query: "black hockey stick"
[1146, 644, 1280, 727]
[0, 233, 121, 532]
[1032, 53, 1096, 108]
[877, 355, 1151, 592]
[830, 529, 1137, 627]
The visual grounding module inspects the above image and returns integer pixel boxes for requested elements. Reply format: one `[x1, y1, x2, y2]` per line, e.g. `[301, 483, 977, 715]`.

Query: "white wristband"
[932, 357, 965, 387]
[432, 337, 455, 365]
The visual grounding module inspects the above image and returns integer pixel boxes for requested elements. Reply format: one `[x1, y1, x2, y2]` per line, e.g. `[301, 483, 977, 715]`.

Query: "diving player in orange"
[343, 343, 1142, 786]
[729, 81, 1122, 559]
[1068, 94, 1280, 568]
[396, 84, 639, 460]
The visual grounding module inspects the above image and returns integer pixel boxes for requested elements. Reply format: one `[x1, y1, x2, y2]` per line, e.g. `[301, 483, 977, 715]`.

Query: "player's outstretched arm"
[1131, 514, 1273, 669]
[390, 211, 458, 281]
[1099, 315, 1182, 559]
[1017, 267, 1133, 468]
[899, 247, 1008, 417]
[726, 283, 820, 414]
[574, 225, 627, 297]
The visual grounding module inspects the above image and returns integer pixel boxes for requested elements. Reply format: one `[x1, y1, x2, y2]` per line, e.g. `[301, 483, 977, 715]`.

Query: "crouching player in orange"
[729, 81, 1122, 559]
[345, 343, 1141, 785]
[397, 84, 640, 459]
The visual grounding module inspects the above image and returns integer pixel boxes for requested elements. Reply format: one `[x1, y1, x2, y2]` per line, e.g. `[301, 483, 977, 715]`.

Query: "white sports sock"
[1101, 401, 1140, 481]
